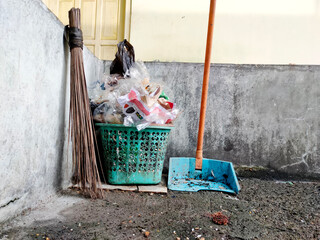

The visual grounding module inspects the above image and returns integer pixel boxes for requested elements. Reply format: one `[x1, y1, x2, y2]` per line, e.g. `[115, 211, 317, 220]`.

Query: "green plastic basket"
[96, 123, 173, 185]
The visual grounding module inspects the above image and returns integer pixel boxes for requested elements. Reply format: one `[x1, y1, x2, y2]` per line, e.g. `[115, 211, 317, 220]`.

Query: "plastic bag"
[118, 88, 179, 130]
[110, 39, 135, 77]
[129, 62, 150, 84]
[118, 88, 151, 122]
[90, 58, 180, 128]
[93, 102, 123, 124]
[123, 116, 135, 126]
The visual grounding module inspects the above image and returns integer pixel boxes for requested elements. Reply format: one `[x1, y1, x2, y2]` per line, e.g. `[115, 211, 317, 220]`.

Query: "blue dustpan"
[167, 0, 240, 194]
[168, 158, 240, 194]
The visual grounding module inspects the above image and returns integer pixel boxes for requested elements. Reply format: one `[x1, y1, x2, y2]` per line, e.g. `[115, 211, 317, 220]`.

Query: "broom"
[65, 8, 103, 198]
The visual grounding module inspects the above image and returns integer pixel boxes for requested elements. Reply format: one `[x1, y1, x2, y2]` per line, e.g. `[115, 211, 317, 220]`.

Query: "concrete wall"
[0, 0, 103, 222]
[130, 0, 320, 64]
[104, 62, 320, 178]
[151, 63, 320, 177]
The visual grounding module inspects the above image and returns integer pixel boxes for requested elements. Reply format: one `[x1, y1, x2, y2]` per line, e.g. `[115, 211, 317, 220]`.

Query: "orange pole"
[195, 0, 217, 170]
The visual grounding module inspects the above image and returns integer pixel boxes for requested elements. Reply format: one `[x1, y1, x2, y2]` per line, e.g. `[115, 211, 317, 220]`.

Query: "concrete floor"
[0, 178, 319, 240]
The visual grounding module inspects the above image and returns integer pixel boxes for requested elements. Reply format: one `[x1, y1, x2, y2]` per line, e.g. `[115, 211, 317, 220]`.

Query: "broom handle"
[69, 8, 81, 28]
[195, 0, 217, 170]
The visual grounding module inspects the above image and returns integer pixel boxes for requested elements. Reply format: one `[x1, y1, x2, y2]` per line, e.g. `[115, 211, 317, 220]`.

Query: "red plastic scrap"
[211, 211, 229, 225]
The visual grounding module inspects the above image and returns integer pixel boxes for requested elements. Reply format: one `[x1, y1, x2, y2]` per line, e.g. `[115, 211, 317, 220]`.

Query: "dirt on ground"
[0, 178, 319, 240]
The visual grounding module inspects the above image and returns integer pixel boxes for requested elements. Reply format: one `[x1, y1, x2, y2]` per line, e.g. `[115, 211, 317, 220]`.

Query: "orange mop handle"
[195, 0, 217, 170]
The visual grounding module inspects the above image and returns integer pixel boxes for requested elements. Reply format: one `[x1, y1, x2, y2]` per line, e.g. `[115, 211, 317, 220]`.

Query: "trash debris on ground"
[211, 212, 229, 225]
[224, 195, 239, 201]
[89, 40, 179, 131]
[275, 181, 295, 185]
[144, 231, 150, 237]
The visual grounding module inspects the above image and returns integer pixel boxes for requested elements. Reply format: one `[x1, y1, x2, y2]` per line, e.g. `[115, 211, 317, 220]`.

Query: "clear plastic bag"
[90, 60, 180, 128]
[117, 88, 179, 130]
[93, 102, 123, 124]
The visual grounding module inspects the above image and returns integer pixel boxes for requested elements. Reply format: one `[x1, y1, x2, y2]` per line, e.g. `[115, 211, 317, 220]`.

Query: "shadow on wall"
[54, 34, 69, 190]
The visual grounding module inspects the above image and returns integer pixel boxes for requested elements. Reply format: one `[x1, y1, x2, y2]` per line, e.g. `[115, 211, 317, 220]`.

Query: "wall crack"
[0, 197, 20, 209]
[279, 159, 309, 170]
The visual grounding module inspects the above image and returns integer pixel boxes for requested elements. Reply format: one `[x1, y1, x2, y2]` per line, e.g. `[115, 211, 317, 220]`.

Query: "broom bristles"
[68, 8, 103, 198]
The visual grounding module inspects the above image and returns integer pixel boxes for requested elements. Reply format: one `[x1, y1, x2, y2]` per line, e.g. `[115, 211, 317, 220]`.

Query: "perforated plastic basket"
[96, 123, 173, 184]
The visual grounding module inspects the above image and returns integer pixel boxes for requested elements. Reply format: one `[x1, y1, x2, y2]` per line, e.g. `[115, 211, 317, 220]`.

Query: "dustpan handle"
[196, 0, 217, 170]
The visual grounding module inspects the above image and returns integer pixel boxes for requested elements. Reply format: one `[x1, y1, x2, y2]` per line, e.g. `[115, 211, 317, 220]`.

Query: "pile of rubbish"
[89, 40, 179, 131]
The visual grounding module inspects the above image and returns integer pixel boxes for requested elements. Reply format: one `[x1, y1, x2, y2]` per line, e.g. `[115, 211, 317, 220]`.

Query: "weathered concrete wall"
[147, 63, 320, 177]
[104, 62, 320, 178]
[0, 0, 103, 222]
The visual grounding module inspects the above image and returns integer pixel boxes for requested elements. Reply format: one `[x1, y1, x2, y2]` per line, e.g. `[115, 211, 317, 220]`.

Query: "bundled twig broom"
[65, 8, 103, 198]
